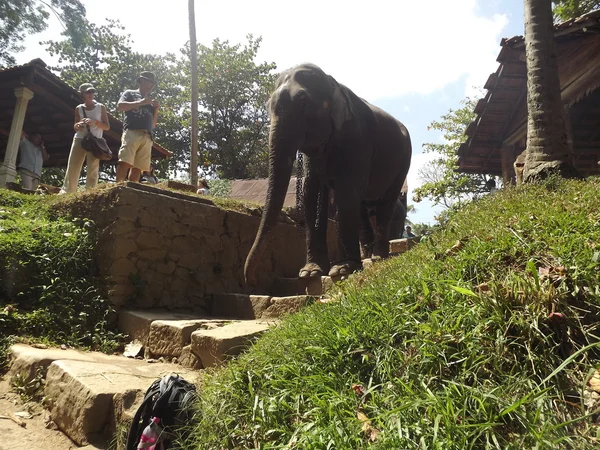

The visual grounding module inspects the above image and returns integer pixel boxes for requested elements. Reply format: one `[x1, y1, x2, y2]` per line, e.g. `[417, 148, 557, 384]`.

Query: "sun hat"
[79, 83, 96, 94]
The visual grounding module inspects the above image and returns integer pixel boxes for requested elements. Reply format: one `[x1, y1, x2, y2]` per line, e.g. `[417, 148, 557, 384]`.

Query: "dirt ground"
[0, 378, 80, 450]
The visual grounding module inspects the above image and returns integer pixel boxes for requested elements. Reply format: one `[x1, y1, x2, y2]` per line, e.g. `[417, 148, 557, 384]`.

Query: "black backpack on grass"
[126, 374, 197, 450]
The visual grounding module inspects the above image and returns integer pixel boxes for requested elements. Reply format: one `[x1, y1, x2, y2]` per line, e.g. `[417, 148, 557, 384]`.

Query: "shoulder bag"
[80, 106, 113, 161]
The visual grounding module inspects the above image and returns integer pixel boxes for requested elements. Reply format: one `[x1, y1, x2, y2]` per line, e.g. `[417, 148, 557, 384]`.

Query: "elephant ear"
[328, 75, 354, 133]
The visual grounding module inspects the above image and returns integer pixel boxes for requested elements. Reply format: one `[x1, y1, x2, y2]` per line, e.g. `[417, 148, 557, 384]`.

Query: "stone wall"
[56, 183, 337, 311]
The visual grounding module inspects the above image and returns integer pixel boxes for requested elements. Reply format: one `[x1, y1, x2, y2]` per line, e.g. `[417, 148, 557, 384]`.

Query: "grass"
[0, 189, 124, 372]
[182, 177, 600, 449]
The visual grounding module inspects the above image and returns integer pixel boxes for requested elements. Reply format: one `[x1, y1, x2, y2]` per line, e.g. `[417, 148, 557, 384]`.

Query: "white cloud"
[20, 0, 508, 102]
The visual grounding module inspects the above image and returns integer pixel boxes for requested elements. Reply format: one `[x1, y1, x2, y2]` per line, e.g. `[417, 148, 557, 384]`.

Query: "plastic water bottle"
[137, 416, 160, 449]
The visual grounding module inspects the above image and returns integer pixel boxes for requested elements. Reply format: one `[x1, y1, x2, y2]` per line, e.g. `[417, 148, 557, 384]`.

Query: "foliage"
[411, 221, 436, 237]
[413, 97, 499, 208]
[181, 177, 600, 448]
[0, 0, 86, 67]
[206, 178, 232, 198]
[553, 0, 600, 21]
[10, 365, 45, 402]
[0, 190, 124, 372]
[181, 35, 277, 179]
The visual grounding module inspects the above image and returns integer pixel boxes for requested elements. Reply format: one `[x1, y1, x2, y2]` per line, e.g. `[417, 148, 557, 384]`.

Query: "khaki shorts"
[118, 129, 152, 171]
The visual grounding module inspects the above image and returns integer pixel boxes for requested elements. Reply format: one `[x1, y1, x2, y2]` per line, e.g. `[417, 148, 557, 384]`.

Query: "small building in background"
[458, 10, 600, 183]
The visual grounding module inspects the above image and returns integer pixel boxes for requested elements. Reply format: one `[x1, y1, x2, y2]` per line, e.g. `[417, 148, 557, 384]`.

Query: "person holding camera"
[115, 71, 160, 183]
[60, 83, 110, 193]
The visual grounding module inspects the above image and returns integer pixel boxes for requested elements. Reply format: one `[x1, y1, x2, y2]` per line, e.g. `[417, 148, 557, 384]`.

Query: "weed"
[0, 190, 125, 370]
[10, 366, 46, 403]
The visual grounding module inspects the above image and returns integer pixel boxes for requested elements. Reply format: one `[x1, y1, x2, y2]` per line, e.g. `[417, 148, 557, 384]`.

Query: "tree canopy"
[184, 36, 276, 179]
[553, 0, 600, 21]
[0, 0, 86, 67]
[413, 97, 498, 208]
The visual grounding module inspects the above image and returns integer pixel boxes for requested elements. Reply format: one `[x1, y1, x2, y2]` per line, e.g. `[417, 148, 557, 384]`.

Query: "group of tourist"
[16, 71, 207, 194]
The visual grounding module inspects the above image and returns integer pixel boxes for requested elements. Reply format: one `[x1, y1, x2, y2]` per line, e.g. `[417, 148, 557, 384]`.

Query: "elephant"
[244, 63, 412, 284]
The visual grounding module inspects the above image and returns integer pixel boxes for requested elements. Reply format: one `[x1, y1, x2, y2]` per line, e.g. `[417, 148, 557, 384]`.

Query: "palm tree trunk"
[522, 0, 577, 182]
[189, 0, 199, 187]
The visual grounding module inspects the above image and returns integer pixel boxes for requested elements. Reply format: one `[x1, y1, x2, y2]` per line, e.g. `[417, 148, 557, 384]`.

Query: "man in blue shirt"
[116, 71, 160, 183]
[18, 131, 49, 190]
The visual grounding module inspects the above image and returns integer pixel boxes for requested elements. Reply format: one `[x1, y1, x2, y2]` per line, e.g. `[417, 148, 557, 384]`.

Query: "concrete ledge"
[190, 320, 272, 368]
[118, 309, 202, 347]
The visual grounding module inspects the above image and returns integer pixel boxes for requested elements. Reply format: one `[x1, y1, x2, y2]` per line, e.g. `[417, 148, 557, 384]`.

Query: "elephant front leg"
[329, 182, 362, 277]
[299, 170, 329, 279]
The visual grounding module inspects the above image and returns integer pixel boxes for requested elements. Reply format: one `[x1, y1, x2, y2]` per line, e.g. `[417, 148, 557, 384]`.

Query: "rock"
[211, 293, 272, 319]
[44, 356, 196, 446]
[147, 318, 227, 358]
[179, 345, 203, 370]
[262, 296, 311, 318]
[123, 340, 144, 358]
[190, 320, 272, 368]
[389, 239, 409, 254]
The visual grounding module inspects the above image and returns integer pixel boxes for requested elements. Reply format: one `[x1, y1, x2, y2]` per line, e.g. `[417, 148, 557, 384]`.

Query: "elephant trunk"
[244, 121, 297, 285]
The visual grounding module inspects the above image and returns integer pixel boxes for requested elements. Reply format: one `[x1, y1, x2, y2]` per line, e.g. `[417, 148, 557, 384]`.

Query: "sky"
[17, 0, 526, 225]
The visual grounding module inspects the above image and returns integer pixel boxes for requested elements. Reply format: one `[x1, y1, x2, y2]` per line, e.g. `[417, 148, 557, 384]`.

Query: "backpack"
[126, 374, 197, 450]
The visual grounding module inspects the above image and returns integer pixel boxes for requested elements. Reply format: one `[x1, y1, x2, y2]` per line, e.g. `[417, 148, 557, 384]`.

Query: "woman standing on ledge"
[60, 83, 110, 193]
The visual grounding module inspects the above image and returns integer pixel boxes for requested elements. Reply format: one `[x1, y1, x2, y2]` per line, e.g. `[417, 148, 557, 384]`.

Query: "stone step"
[8, 344, 197, 448]
[190, 319, 273, 368]
[389, 237, 419, 254]
[270, 276, 336, 296]
[210, 294, 312, 319]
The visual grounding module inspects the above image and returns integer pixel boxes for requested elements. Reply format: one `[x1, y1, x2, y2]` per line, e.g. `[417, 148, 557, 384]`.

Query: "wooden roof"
[229, 178, 408, 207]
[458, 10, 600, 176]
[0, 59, 171, 167]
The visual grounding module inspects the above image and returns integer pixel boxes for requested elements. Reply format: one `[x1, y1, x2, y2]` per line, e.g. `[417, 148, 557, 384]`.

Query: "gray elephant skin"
[244, 63, 412, 284]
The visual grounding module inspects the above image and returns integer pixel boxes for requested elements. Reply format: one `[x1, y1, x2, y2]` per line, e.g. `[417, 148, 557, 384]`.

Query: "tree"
[522, 0, 577, 182]
[0, 0, 86, 67]
[182, 36, 276, 179]
[413, 97, 498, 208]
[553, 0, 600, 21]
[188, 0, 199, 187]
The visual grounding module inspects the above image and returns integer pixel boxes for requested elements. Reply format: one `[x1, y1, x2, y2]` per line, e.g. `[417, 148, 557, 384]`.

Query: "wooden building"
[0, 59, 171, 187]
[458, 10, 600, 182]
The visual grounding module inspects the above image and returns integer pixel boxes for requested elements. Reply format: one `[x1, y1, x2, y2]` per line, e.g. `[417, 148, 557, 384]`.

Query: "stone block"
[190, 320, 271, 367]
[137, 248, 167, 261]
[148, 318, 227, 357]
[136, 231, 165, 250]
[110, 257, 136, 277]
[389, 239, 409, 254]
[118, 309, 200, 346]
[211, 293, 272, 319]
[8, 344, 97, 383]
[270, 277, 304, 297]
[179, 345, 203, 370]
[262, 296, 311, 318]
[112, 239, 139, 261]
[303, 276, 335, 296]
[44, 357, 195, 447]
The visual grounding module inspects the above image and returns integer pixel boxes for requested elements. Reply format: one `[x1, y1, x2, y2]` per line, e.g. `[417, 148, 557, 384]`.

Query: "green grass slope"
[184, 178, 600, 449]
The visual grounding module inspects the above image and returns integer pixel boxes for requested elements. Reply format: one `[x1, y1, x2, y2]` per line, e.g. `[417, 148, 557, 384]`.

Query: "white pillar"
[0, 87, 34, 187]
